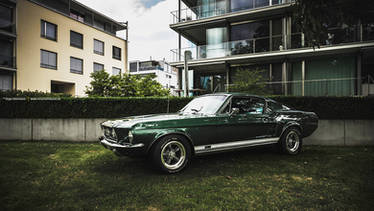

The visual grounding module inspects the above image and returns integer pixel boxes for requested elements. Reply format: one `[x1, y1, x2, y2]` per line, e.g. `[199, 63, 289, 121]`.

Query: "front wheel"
[280, 128, 302, 155]
[151, 135, 191, 173]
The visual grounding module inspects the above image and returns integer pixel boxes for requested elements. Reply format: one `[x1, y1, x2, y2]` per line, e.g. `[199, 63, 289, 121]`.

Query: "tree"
[294, 0, 374, 47]
[85, 70, 170, 97]
[229, 68, 270, 95]
[136, 74, 170, 97]
[85, 70, 112, 97]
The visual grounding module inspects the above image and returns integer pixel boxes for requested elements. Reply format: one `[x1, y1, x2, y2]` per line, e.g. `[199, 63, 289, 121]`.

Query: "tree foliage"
[294, 0, 374, 47]
[229, 68, 270, 95]
[85, 70, 170, 97]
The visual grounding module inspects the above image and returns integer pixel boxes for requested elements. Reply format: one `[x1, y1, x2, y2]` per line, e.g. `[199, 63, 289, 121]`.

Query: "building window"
[70, 10, 84, 22]
[70, 31, 83, 49]
[129, 62, 138, 72]
[0, 73, 13, 91]
[94, 62, 104, 72]
[230, 20, 270, 54]
[112, 67, 121, 76]
[41, 20, 57, 41]
[94, 19, 104, 30]
[70, 57, 83, 74]
[0, 4, 13, 33]
[94, 39, 104, 55]
[40, 50, 57, 69]
[0, 39, 14, 68]
[112, 46, 121, 60]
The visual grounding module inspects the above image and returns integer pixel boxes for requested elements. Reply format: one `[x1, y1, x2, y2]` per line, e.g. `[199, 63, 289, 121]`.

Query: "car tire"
[280, 128, 302, 155]
[151, 135, 191, 174]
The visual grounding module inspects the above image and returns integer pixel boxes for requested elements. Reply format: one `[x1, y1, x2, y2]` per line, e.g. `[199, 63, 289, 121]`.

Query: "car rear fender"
[146, 130, 195, 155]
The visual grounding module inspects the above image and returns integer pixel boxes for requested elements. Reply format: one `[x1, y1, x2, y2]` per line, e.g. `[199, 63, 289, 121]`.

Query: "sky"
[75, 0, 184, 63]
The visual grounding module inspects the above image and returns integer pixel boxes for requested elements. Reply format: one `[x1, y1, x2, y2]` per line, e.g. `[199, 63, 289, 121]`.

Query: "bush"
[271, 96, 374, 120]
[0, 97, 192, 118]
[85, 70, 170, 97]
[0, 90, 71, 98]
[0, 96, 373, 119]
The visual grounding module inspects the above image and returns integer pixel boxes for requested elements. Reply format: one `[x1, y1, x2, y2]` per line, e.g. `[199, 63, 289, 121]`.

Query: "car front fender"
[145, 129, 195, 154]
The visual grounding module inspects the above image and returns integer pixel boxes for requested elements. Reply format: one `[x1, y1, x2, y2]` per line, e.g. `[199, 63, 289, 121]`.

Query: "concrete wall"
[0, 118, 106, 142]
[0, 119, 373, 145]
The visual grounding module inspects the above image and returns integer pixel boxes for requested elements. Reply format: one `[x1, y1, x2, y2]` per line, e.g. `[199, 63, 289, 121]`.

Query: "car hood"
[101, 113, 206, 129]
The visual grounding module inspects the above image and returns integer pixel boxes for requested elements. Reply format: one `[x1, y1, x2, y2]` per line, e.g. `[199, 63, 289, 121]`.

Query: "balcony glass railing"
[225, 77, 361, 96]
[170, 31, 374, 63]
[171, 34, 300, 62]
[0, 55, 15, 69]
[171, 0, 294, 24]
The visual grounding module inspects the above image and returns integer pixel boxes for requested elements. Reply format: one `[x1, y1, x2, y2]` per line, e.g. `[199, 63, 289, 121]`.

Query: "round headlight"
[111, 129, 117, 139]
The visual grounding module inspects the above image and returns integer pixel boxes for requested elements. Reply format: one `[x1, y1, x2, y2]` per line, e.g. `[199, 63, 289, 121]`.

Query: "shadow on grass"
[91, 145, 324, 178]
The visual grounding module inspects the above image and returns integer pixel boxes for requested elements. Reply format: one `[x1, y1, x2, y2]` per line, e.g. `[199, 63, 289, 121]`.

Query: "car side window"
[232, 97, 265, 115]
[266, 101, 284, 113]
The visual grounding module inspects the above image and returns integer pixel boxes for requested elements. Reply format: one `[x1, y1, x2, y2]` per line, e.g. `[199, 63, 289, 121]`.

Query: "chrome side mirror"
[230, 108, 240, 116]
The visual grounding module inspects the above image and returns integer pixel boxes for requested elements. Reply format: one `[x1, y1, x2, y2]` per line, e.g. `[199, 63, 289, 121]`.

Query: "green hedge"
[0, 97, 192, 119]
[271, 96, 374, 120]
[0, 96, 373, 119]
[0, 90, 71, 98]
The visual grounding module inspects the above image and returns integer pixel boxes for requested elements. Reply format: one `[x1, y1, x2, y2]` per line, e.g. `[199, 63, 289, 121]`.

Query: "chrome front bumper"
[100, 138, 144, 149]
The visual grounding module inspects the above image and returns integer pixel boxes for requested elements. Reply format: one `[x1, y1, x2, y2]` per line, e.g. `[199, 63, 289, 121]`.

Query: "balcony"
[30, 0, 127, 37]
[171, 0, 294, 24]
[171, 33, 303, 62]
[0, 55, 16, 69]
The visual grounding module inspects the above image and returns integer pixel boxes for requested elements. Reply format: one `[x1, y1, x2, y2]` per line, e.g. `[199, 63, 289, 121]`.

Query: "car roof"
[202, 92, 267, 99]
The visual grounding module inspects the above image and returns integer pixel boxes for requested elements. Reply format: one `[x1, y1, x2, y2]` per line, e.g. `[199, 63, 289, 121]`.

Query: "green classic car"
[100, 93, 318, 173]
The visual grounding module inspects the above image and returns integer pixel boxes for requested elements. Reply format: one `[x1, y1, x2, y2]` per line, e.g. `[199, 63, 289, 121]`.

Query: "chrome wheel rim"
[286, 131, 300, 153]
[161, 140, 186, 170]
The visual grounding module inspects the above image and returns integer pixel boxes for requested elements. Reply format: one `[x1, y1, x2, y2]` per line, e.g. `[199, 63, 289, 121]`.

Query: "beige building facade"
[0, 0, 128, 96]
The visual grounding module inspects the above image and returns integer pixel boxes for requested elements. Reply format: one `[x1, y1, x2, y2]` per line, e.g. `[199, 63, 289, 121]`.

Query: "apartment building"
[0, 0, 128, 96]
[170, 0, 374, 96]
[129, 59, 179, 94]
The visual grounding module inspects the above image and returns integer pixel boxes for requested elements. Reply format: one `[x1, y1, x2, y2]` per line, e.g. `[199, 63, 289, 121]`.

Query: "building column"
[287, 16, 292, 49]
[178, 67, 183, 96]
[226, 63, 230, 92]
[301, 60, 305, 96]
[282, 61, 288, 95]
[357, 54, 362, 95]
[178, 0, 182, 61]
[269, 63, 273, 81]
[269, 20, 273, 51]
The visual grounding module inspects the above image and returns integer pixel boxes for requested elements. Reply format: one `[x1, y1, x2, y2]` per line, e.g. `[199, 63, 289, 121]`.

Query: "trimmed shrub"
[0, 97, 192, 119]
[272, 96, 374, 120]
[0, 90, 71, 98]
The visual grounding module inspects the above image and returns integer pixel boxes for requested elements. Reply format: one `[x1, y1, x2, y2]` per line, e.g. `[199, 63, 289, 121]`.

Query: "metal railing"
[171, 33, 303, 62]
[0, 55, 16, 69]
[171, 0, 294, 24]
[222, 78, 372, 96]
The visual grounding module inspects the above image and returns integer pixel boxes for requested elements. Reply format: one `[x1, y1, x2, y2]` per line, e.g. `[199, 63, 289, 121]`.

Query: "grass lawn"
[0, 142, 373, 211]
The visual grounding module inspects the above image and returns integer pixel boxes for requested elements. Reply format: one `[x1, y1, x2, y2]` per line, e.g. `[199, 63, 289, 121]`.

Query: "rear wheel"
[151, 135, 191, 173]
[280, 128, 302, 155]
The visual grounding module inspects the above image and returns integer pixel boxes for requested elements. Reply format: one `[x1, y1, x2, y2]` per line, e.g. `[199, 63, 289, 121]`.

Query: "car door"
[225, 97, 277, 141]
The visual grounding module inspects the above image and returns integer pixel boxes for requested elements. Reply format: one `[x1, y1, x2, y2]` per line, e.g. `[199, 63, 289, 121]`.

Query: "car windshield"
[181, 95, 227, 115]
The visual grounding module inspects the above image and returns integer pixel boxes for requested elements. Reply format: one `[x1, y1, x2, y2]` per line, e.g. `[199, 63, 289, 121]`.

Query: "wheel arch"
[280, 122, 303, 139]
[146, 132, 195, 155]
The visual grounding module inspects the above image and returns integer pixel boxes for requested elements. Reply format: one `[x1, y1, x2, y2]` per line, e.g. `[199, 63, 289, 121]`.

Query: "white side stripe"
[194, 137, 279, 154]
